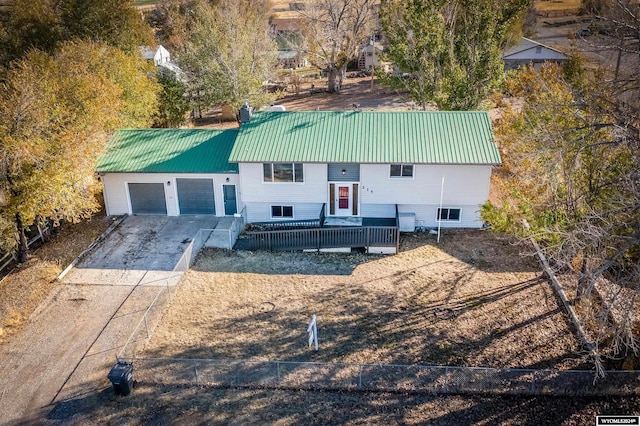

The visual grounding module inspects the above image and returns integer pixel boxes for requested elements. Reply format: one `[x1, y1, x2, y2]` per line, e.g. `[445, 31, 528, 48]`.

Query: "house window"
[437, 208, 461, 221]
[536, 46, 542, 54]
[390, 164, 414, 178]
[263, 163, 304, 183]
[271, 205, 293, 218]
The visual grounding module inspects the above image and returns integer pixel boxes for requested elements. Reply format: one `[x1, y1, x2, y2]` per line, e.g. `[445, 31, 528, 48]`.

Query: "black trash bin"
[108, 362, 134, 396]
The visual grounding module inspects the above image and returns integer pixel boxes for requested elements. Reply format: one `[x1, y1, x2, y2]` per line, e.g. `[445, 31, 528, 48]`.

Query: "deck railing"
[247, 204, 327, 232]
[239, 226, 398, 252]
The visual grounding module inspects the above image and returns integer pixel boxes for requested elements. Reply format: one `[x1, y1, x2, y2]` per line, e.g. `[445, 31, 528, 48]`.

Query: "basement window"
[437, 208, 461, 221]
[271, 205, 294, 218]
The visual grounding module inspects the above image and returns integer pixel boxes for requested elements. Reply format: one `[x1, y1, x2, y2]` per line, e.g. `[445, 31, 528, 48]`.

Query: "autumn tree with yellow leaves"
[0, 42, 158, 262]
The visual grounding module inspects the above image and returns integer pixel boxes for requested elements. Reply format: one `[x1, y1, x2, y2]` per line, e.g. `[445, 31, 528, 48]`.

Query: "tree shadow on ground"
[32, 384, 640, 425]
[143, 273, 583, 370]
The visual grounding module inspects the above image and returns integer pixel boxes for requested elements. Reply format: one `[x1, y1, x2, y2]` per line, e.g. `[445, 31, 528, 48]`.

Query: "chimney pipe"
[239, 100, 253, 124]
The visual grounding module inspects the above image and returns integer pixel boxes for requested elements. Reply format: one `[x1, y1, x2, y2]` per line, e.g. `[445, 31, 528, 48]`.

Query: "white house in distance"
[358, 41, 384, 70]
[502, 37, 569, 70]
[98, 111, 501, 236]
[141, 44, 171, 66]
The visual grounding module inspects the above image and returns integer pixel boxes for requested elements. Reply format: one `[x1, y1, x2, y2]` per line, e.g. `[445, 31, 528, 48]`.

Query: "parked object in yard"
[108, 362, 134, 396]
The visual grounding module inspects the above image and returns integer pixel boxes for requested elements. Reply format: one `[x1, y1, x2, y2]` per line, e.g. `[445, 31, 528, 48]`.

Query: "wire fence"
[113, 214, 640, 397]
[118, 281, 175, 359]
[115, 357, 640, 396]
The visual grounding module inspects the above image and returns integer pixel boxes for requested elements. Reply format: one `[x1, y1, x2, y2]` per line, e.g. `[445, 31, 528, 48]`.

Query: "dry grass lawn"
[144, 230, 588, 370]
[534, 0, 582, 12]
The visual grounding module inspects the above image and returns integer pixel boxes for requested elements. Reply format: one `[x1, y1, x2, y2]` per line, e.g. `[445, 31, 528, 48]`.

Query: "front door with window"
[329, 183, 358, 217]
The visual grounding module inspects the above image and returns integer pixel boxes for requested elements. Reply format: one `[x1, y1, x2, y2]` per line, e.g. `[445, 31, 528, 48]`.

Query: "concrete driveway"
[0, 215, 218, 424]
[62, 216, 218, 286]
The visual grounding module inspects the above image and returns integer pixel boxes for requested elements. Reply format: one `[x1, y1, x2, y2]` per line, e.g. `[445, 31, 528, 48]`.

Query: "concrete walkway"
[0, 216, 217, 424]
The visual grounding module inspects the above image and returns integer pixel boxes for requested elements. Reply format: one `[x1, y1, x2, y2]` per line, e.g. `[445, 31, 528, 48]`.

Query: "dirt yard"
[277, 77, 416, 112]
[0, 211, 113, 343]
[143, 230, 588, 370]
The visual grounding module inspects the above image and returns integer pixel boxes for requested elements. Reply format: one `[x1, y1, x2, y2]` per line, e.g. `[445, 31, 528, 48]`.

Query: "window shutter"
[329, 184, 335, 215]
[352, 184, 358, 215]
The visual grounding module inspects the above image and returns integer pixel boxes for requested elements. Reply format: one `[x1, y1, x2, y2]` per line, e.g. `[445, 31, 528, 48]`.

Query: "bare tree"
[296, 0, 378, 93]
[483, 54, 640, 368]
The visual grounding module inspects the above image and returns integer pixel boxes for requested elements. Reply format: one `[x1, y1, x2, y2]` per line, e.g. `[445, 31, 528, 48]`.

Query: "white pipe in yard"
[437, 176, 445, 244]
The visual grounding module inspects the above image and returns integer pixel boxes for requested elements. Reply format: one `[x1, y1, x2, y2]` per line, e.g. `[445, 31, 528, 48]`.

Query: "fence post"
[366, 227, 370, 249]
[144, 314, 150, 338]
[530, 372, 536, 395]
[444, 366, 449, 393]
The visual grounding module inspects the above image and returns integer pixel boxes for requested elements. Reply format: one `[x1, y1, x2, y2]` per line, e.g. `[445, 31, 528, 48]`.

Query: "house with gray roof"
[502, 37, 569, 70]
[97, 110, 501, 247]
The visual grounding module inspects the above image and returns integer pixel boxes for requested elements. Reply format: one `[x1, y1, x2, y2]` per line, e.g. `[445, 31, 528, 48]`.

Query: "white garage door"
[128, 183, 167, 215]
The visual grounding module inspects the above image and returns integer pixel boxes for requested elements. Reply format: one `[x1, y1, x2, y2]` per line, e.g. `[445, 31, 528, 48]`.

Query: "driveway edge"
[56, 215, 128, 281]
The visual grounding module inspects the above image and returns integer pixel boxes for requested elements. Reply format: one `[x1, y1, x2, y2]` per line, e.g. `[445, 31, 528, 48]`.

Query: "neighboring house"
[140, 44, 185, 81]
[502, 37, 569, 70]
[97, 129, 240, 217]
[275, 31, 307, 69]
[141, 44, 172, 66]
[278, 50, 307, 69]
[358, 41, 392, 72]
[98, 111, 501, 232]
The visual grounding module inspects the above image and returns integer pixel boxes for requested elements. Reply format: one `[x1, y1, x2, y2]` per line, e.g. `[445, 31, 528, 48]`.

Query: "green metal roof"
[96, 129, 239, 173]
[229, 111, 501, 165]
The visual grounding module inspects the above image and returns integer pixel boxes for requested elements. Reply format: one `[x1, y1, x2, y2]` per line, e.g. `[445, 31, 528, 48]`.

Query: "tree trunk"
[327, 67, 340, 93]
[15, 212, 28, 263]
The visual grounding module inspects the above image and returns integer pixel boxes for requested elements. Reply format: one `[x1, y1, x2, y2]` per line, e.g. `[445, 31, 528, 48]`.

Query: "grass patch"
[132, 0, 157, 6]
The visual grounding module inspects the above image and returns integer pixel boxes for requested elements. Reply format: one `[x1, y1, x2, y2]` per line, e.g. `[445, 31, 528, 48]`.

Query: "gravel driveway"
[0, 216, 215, 423]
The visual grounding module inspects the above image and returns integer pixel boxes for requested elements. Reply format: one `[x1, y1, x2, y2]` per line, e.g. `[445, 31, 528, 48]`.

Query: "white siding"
[360, 164, 492, 207]
[101, 172, 240, 217]
[237, 162, 493, 227]
[399, 204, 484, 228]
[238, 163, 327, 204]
[244, 202, 324, 223]
[360, 203, 396, 218]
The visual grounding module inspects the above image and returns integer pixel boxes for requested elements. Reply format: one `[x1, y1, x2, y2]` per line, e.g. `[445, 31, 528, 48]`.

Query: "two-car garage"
[97, 128, 241, 217]
[127, 179, 216, 215]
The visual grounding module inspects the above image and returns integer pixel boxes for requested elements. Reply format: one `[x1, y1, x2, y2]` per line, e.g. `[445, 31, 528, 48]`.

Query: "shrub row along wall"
[119, 358, 640, 397]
